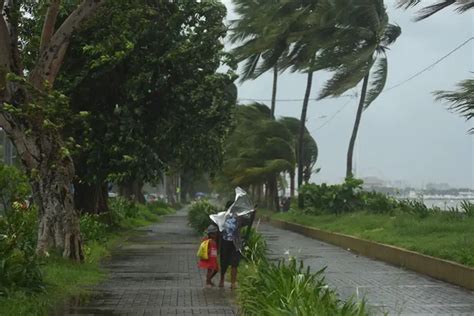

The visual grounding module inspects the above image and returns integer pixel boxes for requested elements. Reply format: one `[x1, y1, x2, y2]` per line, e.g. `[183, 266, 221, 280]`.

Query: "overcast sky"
[221, 0, 474, 189]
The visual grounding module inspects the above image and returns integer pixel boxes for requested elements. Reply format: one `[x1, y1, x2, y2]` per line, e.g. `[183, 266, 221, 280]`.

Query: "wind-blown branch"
[29, 0, 105, 87]
[397, 0, 474, 21]
[40, 0, 61, 53]
[434, 79, 474, 133]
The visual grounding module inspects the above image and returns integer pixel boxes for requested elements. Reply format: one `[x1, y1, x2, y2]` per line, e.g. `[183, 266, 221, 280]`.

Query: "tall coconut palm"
[318, 0, 401, 178]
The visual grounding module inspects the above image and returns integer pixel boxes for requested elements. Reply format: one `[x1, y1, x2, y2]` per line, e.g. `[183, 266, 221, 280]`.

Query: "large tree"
[0, 0, 106, 260]
[57, 1, 236, 210]
[215, 103, 295, 211]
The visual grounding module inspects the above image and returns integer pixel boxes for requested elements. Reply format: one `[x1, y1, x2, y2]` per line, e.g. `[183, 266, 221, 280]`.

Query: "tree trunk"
[270, 65, 278, 119]
[74, 181, 109, 214]
[272, 176, 280, 212]
[119, 179, 145, 204]
[0, 114, 83, 261]
[256, 184, 262, 206]
[165, 174, 177, 205]
[264, 183, 269, 209]
[346, 74, 369, 179]
[297, 71, 314, 209]
[290, 169, 295, 198]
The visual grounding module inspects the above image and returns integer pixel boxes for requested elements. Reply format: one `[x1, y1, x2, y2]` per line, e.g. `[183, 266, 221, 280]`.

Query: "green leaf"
[364, 56, 388, 109]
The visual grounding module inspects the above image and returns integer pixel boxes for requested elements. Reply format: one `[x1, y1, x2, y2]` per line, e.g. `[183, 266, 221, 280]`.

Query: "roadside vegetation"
[264, 179, 474, 267]
[0, 187, 174, 316]
[187, 200, 368, 315]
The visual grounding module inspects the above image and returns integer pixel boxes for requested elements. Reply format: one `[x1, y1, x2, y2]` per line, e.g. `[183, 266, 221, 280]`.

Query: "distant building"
[362, 176, 386, 190]
[426, 183, 451, 191]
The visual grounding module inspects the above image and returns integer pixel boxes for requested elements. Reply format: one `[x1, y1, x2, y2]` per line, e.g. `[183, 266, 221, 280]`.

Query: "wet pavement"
[56, 208, 236, 316]
[259, 220, 474, 315]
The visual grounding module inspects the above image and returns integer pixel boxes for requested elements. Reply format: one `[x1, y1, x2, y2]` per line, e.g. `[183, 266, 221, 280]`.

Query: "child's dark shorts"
[220, 239, 241, 267]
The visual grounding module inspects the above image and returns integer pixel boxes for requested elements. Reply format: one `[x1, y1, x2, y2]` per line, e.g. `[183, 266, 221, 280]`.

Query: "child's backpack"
[197, 239, 209, 260]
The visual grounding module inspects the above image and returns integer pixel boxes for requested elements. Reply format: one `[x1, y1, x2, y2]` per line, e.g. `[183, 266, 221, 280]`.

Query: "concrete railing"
[268, 218, 474, 291]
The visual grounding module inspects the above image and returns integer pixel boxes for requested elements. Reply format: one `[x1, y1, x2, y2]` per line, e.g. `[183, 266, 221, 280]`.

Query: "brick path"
[259, 221, 474, 315]
[59, 208, 237, 315]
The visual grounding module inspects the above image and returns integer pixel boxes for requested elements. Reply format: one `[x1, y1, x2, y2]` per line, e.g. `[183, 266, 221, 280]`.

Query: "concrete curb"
[267, 218, 474, 291]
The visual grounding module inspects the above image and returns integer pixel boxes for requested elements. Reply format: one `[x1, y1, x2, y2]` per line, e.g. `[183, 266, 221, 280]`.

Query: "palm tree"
[397, 0, 474, 21]
[231, 0, 393, 208]
[218, 103, 296, 211]
[318, 1, 401, 178]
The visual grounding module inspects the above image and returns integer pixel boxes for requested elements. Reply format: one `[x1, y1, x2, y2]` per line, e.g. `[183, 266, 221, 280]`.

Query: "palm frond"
[382, 24, 402, 46]
[319, 56, 375, 100]
[364, 56, 388, 109]
[239, 53, 262, 82]
[434, 78, 474, 133]
[397, 0, 474, 21]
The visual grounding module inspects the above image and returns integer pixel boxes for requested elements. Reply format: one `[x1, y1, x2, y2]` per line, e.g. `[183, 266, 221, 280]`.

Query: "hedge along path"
[57, 207, 237, 315]
[259, 221, 474, 315]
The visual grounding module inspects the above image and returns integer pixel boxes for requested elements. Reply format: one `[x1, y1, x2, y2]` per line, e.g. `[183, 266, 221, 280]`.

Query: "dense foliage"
[238, 228, 367, 316]
[187, 200, 220, 234]
[0, 164, 30, 213]
[213, 103, 318, 210]
[0, 205, 43, 297]
[300, 179, 474, 218]
[0, 167, 174, 297]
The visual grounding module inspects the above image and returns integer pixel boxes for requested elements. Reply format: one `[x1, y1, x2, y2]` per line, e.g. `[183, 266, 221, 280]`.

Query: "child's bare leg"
[230, 266, 237, 290]
[219, 264, 228, 287]
[206, 269, 215, 286]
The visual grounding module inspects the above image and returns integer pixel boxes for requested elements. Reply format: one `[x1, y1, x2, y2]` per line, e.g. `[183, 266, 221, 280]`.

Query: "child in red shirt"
[198, 225, 219, 287]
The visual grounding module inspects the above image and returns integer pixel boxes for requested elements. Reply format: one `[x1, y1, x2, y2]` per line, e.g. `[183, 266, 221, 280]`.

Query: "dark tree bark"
[270, 65, 278, 118]
[297, 71, 314, 209]
[0, 0, 105, 261]
[119, 179, 145, 204]
[74, 181, 109, 214]
[346, 74, 369, 178]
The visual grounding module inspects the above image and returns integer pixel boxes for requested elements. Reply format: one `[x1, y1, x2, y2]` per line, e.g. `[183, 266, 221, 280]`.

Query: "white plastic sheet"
[210, 187, 254, 231]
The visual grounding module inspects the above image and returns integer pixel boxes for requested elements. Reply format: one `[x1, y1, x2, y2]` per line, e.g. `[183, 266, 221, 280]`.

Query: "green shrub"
[0, 164, 30, 215]
[362, 191, 398, 214]
[187, 200, 219, 233]
[108, 197, 139, 226]
[80, 214, 109, 243]
[241, 226, 267, 262]
[460, 201, 474, 217]
[300, 178, 364, 215]
[146, 201, 174, 215]
[0, 206, 44, 297]
[239, 258, 367, 316]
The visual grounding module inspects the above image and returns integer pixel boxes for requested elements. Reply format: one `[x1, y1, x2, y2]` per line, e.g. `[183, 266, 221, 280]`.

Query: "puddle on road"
[51, 291, 115, 316]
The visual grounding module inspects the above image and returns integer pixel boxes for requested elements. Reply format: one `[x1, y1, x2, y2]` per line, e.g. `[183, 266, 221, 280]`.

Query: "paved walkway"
[259, 221, 474, 315]
[58, 209, 236, 315]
